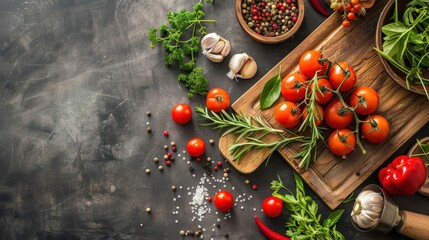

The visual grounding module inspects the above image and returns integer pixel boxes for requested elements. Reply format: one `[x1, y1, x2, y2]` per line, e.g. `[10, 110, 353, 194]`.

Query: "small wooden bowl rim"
[375, 0, 428, 95]
[408, 136, 429, 197]
[235, 0, 305, 44]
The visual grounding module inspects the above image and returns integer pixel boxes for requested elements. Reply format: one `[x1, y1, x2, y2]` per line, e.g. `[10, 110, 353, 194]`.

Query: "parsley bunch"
[147, 1, 215, 98]
[271, 173, 345, 240]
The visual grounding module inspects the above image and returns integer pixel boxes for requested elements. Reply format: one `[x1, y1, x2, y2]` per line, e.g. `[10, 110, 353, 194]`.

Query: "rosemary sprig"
[196, 106, 304, 162]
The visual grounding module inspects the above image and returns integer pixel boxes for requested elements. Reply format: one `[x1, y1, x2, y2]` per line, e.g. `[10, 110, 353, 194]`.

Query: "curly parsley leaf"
[178, 67, 208, 98]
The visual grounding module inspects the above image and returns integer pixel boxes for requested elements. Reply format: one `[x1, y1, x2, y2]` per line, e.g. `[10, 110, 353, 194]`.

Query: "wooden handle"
[396, 210, 429, 240]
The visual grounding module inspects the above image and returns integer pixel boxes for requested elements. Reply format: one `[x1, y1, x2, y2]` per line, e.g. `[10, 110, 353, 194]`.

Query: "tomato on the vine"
[302, 104, 324, 126]
[186, 138, 206, 157]
[361, 115, 390, 143]
[171, 103, 192, 125]
[214, 190, 234, 212]
[206, 88, 231, 113]
[329, 62, 356, 91]
[310, 78, 334, 104]
[281, 73, 307, 102]
[347, 12, 356, 20]
[342, 20, 351, 28]
[349, 86, 379, 115]
[262, 196, 284, 218]
[274, 101, 301, 128]
[299, 50, 328, 79]
[324, 100, 353, 129]
[327, 129, 356, 157]
[351, 0, 359, 5]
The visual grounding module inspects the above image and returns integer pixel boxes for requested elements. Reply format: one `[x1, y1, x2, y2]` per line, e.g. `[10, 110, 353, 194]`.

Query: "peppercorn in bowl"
[236, 0, 304, 44]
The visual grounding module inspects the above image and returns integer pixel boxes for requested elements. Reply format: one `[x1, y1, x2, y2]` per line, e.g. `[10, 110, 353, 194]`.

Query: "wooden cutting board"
[219, 0, 429, 210]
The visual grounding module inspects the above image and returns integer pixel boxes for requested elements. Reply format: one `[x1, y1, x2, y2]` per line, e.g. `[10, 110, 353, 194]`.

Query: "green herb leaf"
[325, 209, 344, 227]
[259, 67, 282, 110]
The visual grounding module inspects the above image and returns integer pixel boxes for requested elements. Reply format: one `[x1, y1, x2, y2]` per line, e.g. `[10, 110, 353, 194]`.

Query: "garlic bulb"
[201, 33, 231, 63]
[226, 53, 257, 80]
[351, 190, 384, 229]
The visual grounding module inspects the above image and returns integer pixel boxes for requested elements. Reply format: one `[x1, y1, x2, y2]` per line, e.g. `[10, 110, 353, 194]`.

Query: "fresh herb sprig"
[271, 173, 345, 240]
[147, 0, 215, 97]
[178, 68, 208, 98]
[196, 106, 304, 162]
[375, 0, 429, 99]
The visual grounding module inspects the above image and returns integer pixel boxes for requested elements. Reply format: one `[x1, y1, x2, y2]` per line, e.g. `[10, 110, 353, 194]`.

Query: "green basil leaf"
[259, 67, 282, 110]
[418, 139, 429, 158]
[325, 209, 344, 227]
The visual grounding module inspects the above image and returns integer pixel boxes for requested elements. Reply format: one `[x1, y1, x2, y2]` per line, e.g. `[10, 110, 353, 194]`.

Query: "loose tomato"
[281, 73, 307, 102]
[327, 129, 356, 157]
[171, 103, 192, 125]
[349, 86, 379, 115]
[274, 101, 301, 128]
[310, 78, 334, 104]
[186, 138, 206, 157]
[342, 20, 351, 27]
[214, 190, 234, 212]
[302, 104, 324, 126]
[329, 62, 356, 91]
[206, 88, 231, 113]
[299, 50, 329, 79]
[361, 115, 390, 143]
[262, 196, 284, 218]
[347, 12, 356, 20]
[324, 100, 353, 129]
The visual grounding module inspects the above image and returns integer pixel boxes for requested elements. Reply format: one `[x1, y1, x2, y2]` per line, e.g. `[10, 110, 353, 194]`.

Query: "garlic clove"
[237, 58, 257, 79]
[201, 33, 220, 54]
[226, 53, 251, 79]
[211, 40, 225, 54]
[220, 39, 231, 57]
[206, 53, 224, 63]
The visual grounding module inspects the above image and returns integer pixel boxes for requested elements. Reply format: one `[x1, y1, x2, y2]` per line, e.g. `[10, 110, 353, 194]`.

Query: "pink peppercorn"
[217, 161, 223, 167]
[166, 160, 171, 166]
[163, 130, 169, 136]
[252, 184, 258, 190]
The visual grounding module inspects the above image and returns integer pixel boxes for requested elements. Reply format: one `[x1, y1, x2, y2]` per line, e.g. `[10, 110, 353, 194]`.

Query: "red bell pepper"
[378, 155, 427, 196]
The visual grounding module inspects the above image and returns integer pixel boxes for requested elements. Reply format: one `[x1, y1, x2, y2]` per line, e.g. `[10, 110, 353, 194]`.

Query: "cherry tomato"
[310, 78, 334, 104]
[186, 138, 206, 157]
[327, 129, 356, 157]
[214, 190, 234, 212]
[329, 62, 356, 91]
[171, 103, 192, 125]
[347, 12, 356, 20]
[324, 100, 353, 129]
[302, 104, 324, 126]
[274, 101, 301, 128]
[206, 88, 231, 113]
[299, 50, 329, 79]
[353, 3, 362, 12]
[262, 196, 284, 218]
[351, 0, 359, 5]
[342, 20, 351, 27]
[361, 115, 390, 143]
[281, 73, 307, 102]
[349, 86, 379, 115]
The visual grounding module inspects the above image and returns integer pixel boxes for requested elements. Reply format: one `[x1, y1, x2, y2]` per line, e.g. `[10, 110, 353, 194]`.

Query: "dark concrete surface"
[0, 0, 428, 239]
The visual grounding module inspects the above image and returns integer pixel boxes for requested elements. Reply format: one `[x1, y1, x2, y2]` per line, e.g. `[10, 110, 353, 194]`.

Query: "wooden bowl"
[375, 0, 429, 95]
[408, 136, 429, 197]
[235, 0, 305, 44]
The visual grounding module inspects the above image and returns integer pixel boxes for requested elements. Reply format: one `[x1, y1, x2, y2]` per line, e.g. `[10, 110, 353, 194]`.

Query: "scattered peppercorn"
[189, 166, 194, 172]
[195, 230, 201, 237]
[163, 130, 169, 136]
[225, 233, 229, 238]
[206, 157, 211, 162]
[252, 184, 258, 190]
[213, 166, 219, 171]
[207, 196, 212, 202]
[145, 169, 151, 174]
[146, 111, 151, 116]
[146, 207, 151, 213]
[153, 157, 159, 163]
[171, 141, 176, 146]
[245, 179, 250, 185]
[216, 223, 221, 228]
[166, 160, 172, 166]
[170, 156, 175, 161]
[146, 127, 152, 133]
[223, 173, 229, 178]
[164, 145, 168, 150]
[164, 155, 168, 160]
[196, 157, 201, 162]
[171, 185, 177, 191]
[167, 152, 173, 158]
[209, 139, 215, 145]
[172, 146, 177, 152]
[158, 166, 164, 171]
[217, 161, 223, 167]
[179, 230, 185, 236]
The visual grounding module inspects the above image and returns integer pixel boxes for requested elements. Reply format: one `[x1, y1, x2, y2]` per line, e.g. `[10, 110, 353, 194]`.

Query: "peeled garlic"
[201, 33, 231, 63]
[351, 190, 384, 229]
[226, 53, 257, 80]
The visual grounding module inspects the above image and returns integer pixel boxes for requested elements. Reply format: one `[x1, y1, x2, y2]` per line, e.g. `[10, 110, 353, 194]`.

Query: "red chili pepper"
[378, 155, 427, 196]
[309, 0, 330, 17]
[254, 216, 290, 240]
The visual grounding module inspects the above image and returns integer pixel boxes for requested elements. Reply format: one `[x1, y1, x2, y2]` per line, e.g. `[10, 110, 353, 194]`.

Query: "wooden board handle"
[396, 210, 429, 240]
